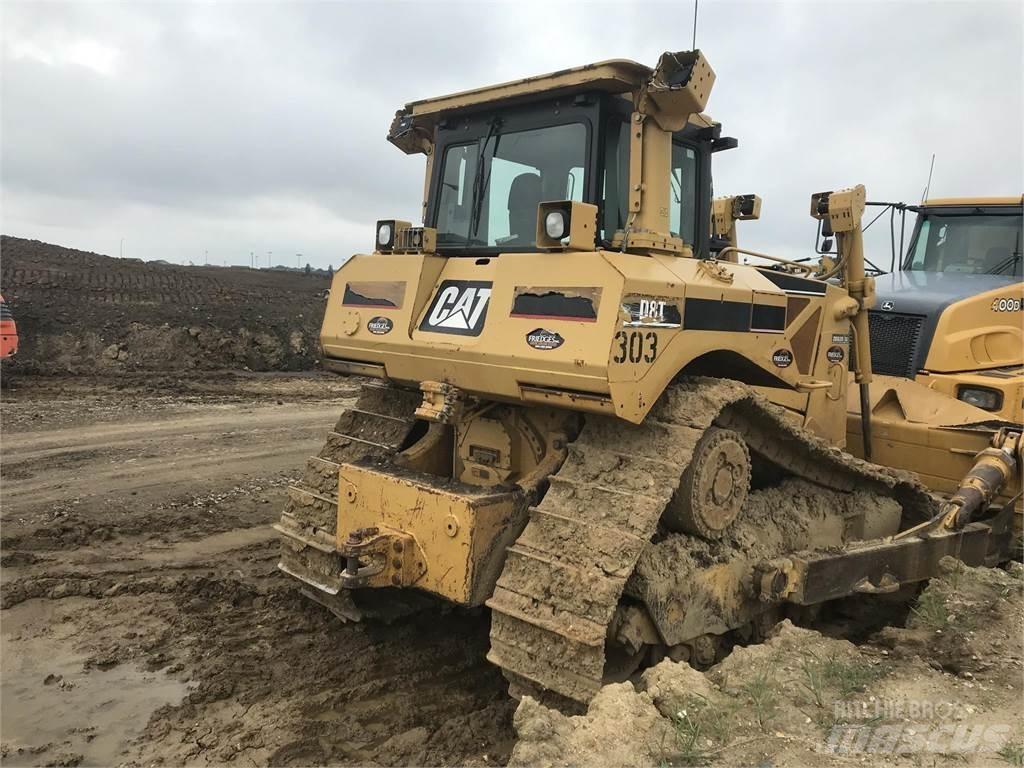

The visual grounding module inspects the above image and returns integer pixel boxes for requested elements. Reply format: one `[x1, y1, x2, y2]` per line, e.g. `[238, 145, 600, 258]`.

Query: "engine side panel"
[320, 251, 852, 442]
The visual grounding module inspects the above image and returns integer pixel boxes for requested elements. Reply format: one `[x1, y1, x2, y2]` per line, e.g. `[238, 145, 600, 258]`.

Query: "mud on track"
[1, 375, 515, 767]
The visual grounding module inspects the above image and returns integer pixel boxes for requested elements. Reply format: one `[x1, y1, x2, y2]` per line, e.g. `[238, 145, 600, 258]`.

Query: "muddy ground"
[1, 374, 516, 767]
[2, 375, 1023, 767]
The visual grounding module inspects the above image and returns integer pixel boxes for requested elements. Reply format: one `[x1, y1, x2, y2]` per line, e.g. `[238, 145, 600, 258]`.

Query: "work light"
[545, 211, 567, 240]
[377, 222, 393, 248]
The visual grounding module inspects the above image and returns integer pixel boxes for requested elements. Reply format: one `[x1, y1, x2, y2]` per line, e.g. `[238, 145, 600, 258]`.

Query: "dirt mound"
[511, 561, 1024, 767]
[0, 235, 331, 374]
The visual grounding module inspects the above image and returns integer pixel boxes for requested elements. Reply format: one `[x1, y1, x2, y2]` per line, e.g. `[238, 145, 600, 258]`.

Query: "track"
[276, 382, 422, 615]
[486, 378, 934, 705]
[275, 377, 935, 708]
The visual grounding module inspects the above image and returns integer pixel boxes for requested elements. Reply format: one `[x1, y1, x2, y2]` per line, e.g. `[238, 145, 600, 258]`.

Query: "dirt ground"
[3, 374, 1021, 768]
[0, 236, 331, 375]
[512, 562, 1024, 767]
[1, 374, 516, 767]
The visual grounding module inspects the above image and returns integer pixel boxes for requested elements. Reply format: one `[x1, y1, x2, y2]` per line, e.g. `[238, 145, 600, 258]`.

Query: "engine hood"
[868, 270, 1023, 377]
[872, 270, 1018, 314]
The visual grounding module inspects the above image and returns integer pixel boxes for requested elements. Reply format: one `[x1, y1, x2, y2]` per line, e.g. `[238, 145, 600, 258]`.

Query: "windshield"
[434, 122, 587, 249]
[905, 213, 1023, 276]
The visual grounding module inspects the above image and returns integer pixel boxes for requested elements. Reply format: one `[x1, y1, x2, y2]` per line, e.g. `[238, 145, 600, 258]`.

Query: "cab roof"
[922, 196, 1023, 208]
[404, 59, 652, 118]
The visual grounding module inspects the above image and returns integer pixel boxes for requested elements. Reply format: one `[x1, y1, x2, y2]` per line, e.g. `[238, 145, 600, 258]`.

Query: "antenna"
[692, 0, 699, 49]
[920, 153, 936, 203]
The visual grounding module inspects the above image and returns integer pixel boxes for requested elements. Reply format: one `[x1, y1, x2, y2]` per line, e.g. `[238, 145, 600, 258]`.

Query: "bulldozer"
[276, 50, 1021, 707]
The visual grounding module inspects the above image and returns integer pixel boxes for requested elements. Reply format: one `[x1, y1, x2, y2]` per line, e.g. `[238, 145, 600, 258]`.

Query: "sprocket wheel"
[666, 426, 750, 539]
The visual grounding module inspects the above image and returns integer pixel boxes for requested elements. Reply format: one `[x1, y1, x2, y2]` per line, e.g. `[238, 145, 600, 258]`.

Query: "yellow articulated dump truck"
[842, 197, 1023, 498]
[276, 51, 1021, 707]
[864, 196, 1022, 420]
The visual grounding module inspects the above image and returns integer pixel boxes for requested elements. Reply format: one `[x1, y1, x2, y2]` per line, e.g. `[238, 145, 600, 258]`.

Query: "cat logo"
[419, 280, 493, 336]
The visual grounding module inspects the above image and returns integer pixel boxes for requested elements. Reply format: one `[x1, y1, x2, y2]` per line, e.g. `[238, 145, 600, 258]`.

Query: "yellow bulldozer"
[276, 51, 1021, 707]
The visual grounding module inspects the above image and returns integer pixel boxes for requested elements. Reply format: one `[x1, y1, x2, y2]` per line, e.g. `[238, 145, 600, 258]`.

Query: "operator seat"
[507, 173, 542, 245]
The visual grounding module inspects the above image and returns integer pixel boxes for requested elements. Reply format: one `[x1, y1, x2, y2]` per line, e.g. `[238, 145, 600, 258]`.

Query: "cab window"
[670, 143, 698, 245]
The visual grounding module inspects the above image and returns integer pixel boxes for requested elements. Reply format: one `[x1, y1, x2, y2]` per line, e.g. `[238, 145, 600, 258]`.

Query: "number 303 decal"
[613, 330, 658, 363]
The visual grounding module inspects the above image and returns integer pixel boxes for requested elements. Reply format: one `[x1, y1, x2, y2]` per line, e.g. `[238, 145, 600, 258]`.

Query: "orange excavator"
[1, 294, 19, 363]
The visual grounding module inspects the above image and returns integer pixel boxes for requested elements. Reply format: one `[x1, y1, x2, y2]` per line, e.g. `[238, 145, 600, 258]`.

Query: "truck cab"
[868, 197, 1023, 422]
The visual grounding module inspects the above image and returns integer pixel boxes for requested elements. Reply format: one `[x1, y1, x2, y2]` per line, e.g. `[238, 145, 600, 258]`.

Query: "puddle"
[141, 524, 274, 563]
[1, 600, 193, 766]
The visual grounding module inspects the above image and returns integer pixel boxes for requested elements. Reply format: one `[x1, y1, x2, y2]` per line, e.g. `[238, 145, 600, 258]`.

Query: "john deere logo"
[419, 280, 492, 337]
[881, 300, 895, 311]
[772, 349, 793, 368]
[367, 316, 393, 335]
[526, 328, 564, 350]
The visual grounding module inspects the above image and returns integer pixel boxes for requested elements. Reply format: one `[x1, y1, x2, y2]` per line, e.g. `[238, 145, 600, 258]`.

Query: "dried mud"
[513, 560, 1024, 767]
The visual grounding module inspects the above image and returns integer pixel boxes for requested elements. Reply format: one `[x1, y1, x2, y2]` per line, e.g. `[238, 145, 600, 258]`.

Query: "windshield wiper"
[988, 229, 1022, 275]
[467, 117, 503, 244]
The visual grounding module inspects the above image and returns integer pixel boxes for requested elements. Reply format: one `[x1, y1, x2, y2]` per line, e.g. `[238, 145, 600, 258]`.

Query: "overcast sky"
[2, 1, 1021, 269]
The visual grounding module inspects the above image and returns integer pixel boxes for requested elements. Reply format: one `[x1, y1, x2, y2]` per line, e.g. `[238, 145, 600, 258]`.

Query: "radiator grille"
[867, 311, 925, 378]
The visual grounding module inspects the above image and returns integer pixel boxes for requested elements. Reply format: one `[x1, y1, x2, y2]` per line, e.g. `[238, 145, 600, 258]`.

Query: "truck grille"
[867, 311, 925, 378]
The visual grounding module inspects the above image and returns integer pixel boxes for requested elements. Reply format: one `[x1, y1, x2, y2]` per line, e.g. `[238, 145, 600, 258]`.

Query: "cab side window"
[670, 143, 698, 246]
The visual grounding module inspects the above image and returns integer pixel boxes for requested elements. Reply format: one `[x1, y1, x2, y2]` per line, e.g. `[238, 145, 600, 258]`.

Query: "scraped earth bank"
[0, 236, 331, 375]
[511, 559, 1024, 767]
[1, 375, 515, 767]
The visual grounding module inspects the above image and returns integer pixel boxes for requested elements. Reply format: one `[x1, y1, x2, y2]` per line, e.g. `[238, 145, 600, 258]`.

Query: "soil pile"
[0, 235, 331, 374]
[510, 559, 1024, 767]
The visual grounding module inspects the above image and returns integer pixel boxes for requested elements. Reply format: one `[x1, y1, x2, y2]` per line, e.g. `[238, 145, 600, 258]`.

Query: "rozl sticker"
[826, 345, 845, 363]
[526, 328, 564, 350]
[367, 316, 393, 335]
[772, 349, 793, 368]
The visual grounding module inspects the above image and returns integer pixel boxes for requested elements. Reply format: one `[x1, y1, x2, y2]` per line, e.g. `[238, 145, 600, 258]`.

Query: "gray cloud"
[2, 0, 1021, 268]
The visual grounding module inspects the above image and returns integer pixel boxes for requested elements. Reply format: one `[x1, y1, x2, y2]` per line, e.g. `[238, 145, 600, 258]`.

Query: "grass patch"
[739, 664, 780, 733]
[909, 587, 951, 631]
[999, 741, 1024, 767]
[823, 655, 885, 697]
[663, 694, 735, 766]
[799, 651, 886, 706]
[799, 653, 827, 708]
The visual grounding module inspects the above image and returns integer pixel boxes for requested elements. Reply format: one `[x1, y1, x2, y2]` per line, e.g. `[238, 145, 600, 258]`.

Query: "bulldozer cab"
[423, 95, 715, 255]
